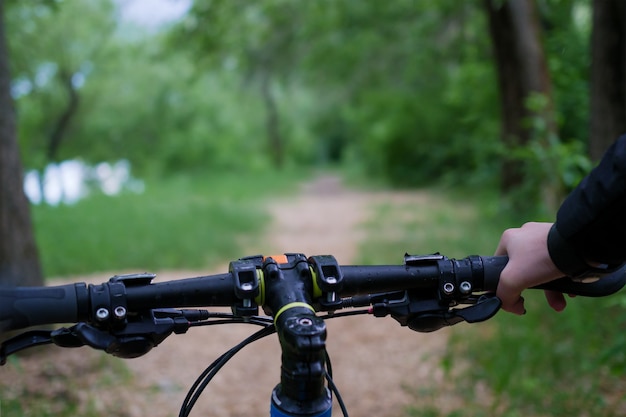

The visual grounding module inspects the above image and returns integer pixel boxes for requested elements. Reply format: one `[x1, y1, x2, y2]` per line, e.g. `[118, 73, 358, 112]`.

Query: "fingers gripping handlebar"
[481, 255, 626, 295]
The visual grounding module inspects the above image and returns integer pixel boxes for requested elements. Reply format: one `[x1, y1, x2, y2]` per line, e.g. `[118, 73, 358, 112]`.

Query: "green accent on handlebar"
[255, 269, 265, 306]
[273, 302, 315, 325]
[310, 267, 323, 299]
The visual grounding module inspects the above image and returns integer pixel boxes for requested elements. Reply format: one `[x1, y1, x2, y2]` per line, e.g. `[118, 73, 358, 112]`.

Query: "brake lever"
[0, 330, 55, 365]
[372, 291, 501, 333]
[0, 309, 202, 364]
[0, 322, 168, 364]
[445, 294, 501, 325]
[75, 310, 195, 358]
[0, 328, 91, 365]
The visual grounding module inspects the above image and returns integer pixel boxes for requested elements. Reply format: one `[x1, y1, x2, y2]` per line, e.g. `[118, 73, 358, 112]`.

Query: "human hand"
[494, 222, 566, 315]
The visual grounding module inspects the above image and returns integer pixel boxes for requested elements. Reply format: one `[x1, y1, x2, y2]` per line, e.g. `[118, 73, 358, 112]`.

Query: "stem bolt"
[297, 317, 313, 326]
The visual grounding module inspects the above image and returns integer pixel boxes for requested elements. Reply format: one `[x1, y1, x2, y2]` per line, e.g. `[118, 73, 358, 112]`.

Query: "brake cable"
[179, 323, 276, 417]
[179, 310, 369, 417]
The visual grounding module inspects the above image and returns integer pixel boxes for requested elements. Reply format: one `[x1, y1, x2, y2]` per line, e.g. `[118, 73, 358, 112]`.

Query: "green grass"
[441, 295, 626, 417]
[32, 169, 307, 278]
[0, 353, 133, 417]
[356, 187, 509, 264]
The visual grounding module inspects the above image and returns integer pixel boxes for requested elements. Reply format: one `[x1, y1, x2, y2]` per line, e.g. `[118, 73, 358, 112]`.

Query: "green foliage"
[541, 0, 592, 143]
[6, 0, 597, 201]
[495, 0, 593, 215]
[503, 93, 592, 216]
[7, 0, 117, 169]
[175, 0, 509, 187]
[305, 1, 502, 187]
[8, 0, 282, 176]
[597, 294, 626, 374]
[32, 170, 304, 277]
[77, 52, 272, 175]
[441, 294, 626, 417]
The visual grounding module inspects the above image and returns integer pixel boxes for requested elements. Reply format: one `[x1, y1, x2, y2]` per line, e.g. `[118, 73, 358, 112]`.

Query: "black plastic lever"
[373, 290, 501, 333]
[0, 330, 54, 365]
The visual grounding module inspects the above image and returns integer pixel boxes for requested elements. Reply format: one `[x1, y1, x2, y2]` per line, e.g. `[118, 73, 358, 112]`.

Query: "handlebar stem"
[262, 254, 332, 416]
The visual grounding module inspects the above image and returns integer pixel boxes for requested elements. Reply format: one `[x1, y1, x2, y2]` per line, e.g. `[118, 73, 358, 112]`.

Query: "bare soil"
[1, 175, 454, 417]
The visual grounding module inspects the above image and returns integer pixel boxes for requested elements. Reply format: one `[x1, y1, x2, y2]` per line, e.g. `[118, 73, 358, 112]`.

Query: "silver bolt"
[96, 308, 110, 321]
[241, 283, 253, 291]
[443, 282, 455, 295]
[325, 276, 338, 303]
[114, 306, 127, 319]
[460, 281, 472, 294]
[298, 317, 313, 326]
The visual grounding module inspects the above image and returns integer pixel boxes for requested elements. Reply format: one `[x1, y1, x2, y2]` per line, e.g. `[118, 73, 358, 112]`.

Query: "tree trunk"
[589, 0, 626, 161]
[47, 68, 80, 162]
[484, 0, 557, 192]
[0, 0, 43, 286]
[260, 71, 284, 168]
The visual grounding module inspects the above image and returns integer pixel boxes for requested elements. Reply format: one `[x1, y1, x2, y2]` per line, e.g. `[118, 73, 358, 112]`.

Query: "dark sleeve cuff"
[547, 223, 590, 278]
[548, 223, 625, 280]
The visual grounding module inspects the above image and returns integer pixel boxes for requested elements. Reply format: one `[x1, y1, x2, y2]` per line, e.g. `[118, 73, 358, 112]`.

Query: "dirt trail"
[2, 175, 453, 417]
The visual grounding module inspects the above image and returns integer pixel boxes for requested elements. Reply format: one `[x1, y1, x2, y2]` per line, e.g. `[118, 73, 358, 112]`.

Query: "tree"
[8, 0, 116, 168]
[589, 0, 626, 161]
[0, 0, 43, 286]
[302, 0, 501, 185]
[176, 0, 306, 168]
[484, 0, 557, 194]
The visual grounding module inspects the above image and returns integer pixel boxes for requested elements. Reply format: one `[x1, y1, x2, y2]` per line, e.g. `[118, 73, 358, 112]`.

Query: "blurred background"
[1, 0, 626, 416]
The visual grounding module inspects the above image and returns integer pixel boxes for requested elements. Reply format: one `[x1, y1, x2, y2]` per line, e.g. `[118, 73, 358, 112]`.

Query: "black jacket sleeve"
[547, 134, 626, 278]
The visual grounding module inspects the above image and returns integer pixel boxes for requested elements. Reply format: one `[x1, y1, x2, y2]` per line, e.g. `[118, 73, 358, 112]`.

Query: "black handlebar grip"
[0, 284, 85, 333]
[480, 256, 626, 297]
[536, 268, 626, 296]
[481, 256, 509, 291]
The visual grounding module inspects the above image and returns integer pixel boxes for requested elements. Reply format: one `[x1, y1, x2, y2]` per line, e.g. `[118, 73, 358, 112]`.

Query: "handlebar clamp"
[84, 273, 153, 330]
[230, 258, 261, 317]
[309, 255, 344, 311]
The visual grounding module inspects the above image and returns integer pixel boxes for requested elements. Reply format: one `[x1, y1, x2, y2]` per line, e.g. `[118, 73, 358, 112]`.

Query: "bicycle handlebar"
[1, 254, 624, 334]
[2, 252, 624, 417]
